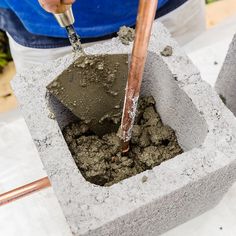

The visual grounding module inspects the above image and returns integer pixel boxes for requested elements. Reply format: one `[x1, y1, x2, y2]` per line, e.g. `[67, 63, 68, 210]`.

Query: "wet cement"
[63, 96, 183, 186]
[117, 26, 135, 45]
[161, 46, 173, 57]
[47, 54, 128, 136]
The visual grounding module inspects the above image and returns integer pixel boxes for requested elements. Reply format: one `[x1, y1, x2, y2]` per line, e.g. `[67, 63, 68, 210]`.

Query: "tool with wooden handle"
[53, 4, 82, 51]
[120, 0, 158, 152]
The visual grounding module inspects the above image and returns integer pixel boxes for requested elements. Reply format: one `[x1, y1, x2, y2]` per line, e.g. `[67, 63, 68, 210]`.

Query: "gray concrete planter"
[12, 22, 236, 236]
[216, 34, 236, 117]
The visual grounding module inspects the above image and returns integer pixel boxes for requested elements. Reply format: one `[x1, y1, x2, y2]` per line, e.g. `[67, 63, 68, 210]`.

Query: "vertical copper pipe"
[121, 0, 158, 152]
[0, 177, 51, 207]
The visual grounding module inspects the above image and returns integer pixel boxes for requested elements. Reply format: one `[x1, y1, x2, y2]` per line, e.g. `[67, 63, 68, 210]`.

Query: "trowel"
[47, 3, 128, 135]
[47, 1, 156, 137]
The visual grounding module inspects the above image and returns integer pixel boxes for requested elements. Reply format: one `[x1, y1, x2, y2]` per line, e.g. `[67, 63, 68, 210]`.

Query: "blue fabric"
[0, 0, 169, 38]
[0, 1, 8, 8]
[0, 0, 188, 48]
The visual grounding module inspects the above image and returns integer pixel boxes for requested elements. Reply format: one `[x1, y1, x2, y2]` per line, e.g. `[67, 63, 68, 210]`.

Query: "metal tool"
[47, 54, 128, 136]
[53, 6, 82, 51]
[47, 4, 129, 136]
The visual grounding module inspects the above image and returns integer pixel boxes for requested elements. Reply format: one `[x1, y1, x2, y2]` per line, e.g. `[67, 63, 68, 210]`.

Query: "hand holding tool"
[38, 0, 82, 51]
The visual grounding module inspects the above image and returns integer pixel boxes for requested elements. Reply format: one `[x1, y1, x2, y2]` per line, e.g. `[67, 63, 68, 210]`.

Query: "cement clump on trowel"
[11, 21, 236, 236]
[47, 54, 128, 135]
[48, 1, 129, 136]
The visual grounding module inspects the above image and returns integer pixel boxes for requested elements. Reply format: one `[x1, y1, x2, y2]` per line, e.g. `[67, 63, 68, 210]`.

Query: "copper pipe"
[121, 0, 158, 152]
[0, 177, 51, 207]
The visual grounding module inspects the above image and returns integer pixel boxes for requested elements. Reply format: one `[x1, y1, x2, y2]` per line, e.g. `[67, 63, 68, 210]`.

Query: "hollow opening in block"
[47, 51, 208, 187]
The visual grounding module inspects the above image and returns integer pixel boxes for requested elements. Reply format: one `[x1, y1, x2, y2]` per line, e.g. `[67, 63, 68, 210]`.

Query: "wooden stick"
[120, 0, 158, 152]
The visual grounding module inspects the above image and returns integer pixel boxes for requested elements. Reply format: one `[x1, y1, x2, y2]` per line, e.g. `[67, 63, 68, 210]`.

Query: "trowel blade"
[47, 54, 128, 136]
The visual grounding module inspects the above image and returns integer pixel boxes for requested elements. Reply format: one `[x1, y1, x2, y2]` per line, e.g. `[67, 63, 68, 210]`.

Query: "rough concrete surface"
[12, 21, 236, 236]
[215, 33, 236, 116]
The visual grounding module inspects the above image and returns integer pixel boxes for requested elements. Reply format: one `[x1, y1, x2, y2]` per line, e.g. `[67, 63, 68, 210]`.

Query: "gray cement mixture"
[47, 54, 128, 136]
[63, 96, 183, 186]
[161, 46, 173, 57]
[117, 26, 135, 45]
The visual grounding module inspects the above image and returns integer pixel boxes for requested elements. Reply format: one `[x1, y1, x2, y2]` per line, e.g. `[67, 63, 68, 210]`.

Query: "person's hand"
[38, 0, 75, 14]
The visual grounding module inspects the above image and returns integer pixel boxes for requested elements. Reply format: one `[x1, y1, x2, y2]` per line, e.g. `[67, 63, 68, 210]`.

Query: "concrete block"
[12, 21, 236, 236]
[215, 33, 236, 116]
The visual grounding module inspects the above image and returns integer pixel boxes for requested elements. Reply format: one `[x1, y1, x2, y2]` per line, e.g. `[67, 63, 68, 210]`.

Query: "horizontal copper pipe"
[0, 177, 51, 207]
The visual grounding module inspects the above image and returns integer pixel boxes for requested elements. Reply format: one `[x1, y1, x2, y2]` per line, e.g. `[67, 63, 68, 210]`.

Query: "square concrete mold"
[12, 22, 236, 236]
